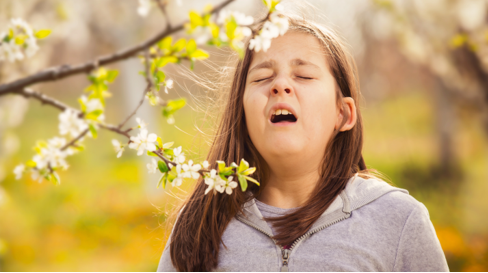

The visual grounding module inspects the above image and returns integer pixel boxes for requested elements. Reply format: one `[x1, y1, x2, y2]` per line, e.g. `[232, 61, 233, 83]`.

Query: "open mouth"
[270, 109, 298, 123]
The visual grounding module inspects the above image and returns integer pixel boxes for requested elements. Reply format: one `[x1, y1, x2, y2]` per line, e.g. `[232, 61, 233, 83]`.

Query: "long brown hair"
[169, 13, 368, 271]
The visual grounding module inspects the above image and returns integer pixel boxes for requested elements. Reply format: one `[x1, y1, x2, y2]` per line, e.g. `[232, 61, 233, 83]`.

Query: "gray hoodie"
[157, 175, 449, 271]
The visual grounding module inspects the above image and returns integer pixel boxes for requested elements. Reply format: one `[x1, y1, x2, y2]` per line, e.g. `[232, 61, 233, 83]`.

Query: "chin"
[264, 138, 303, 157]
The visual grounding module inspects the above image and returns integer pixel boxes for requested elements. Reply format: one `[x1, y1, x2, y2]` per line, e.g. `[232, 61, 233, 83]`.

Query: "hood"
[237, 174, 410, 236]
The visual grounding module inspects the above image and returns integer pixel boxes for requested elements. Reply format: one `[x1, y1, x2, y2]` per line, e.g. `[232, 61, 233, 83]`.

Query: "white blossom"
[137, 0, 151, 17]
[0, 40, 24, 62]
[136, 117, 147, 129]
[223, 176, 238, 195]
[182, 160, 201, 179]
[173, 146, 185, 164]
[59, 109, 89, 138]
[147, 158, 158, 173]
[13, 164, 25, 180]
[111, 139, 124, 158]
[218, 10, 254, 26]
[128, 129, 157, 156]
[81, 96, 104, 113]
[172, 164, 184, 187]
[192, 26, 213, 45]
[249, 35, 272, 53]
[31, 137, 72, 172]
[11, 18, 34, 36]
[269, 13, 289, 36]
[204, 169, 225, 195]
[202, 160, 210, 169]
[0, 18, 39, 62]
[249, 12, 289, 53]
[164, 79, 174, 94]
[30, 169, 44, 183]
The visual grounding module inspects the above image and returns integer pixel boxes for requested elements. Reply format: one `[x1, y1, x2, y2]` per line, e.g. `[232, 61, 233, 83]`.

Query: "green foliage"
[85, 68, 119, 105]
[162, 98, 186, 121]
[34, 29, 51, 39]
[88, 124, 98, 139]
[157, 161, 169, 173]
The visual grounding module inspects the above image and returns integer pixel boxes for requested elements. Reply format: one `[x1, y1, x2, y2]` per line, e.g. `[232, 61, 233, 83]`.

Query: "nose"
[270, 76, 293, 96]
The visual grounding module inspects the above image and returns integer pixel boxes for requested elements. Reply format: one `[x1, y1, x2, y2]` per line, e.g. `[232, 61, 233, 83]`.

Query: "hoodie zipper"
[237, 211, 351, 272]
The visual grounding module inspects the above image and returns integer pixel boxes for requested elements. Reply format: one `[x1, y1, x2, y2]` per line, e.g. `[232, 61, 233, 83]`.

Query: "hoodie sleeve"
[392, 202, 449, 272]
[156, 232, 177, 272]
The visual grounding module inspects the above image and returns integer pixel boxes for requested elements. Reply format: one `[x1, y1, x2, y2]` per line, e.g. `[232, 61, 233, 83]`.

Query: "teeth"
[273, 109, 293, 116]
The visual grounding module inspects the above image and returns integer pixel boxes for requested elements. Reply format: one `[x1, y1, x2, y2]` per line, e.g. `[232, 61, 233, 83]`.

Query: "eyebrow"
[248, 58, 320, 74]
[290, 58, 320, 69]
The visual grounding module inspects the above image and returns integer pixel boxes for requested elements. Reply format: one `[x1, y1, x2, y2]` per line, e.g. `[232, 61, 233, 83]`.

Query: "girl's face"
[243, 31, 342, 166]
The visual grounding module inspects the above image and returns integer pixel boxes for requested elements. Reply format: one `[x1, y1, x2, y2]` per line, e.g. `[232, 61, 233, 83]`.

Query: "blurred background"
[1, 0, 487, 271]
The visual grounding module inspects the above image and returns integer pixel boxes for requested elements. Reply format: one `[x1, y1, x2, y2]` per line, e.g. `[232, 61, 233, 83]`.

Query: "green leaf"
[163, 148, 174, 157]
[189, 11, 204, 29]
[51, 172, 61, 185]
[26, 160, 37, 168]
[88, 124, 98, 139]
[157, 173, 167, 188]
[173, 38, 187, 52]
[156, 56, 178, 68]
[186, 39, 197, 54]
[241, 167, 256, 176]
[156, 137, 163, 148]
[162, 98, 186, 118]
[72, 144, 85, 152]
[158, 161, 169, 173]
[34, 29, 51, 39]
[78, 97, 87, 113]
[158, 36, 173, 50]
[85, 110, 103, 120]
[155, 70, 166, 85]
[216, 161, 226, 172]
[106, 70, 119, 83]
[225, 17, 238, 40]
[147, 151, 158, 157]
[189, 49, 209, 60]
[238, 174, 248, 192]
[243, 175, 260, 186]
[14, 35, 27, 45]
[162, 142, 174, 149]
[237, 158, 249, 174]
[210, 23, 220, 38]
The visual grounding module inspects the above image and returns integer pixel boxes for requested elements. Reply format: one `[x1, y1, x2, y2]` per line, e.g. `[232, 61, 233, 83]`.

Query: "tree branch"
[16, 88, 132, 139]
[154, 0, 172, 28]
[0, 0, 234, 96]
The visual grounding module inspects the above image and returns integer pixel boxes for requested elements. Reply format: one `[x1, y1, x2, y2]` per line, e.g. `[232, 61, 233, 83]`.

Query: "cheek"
[300, 89, 337, 141]
[243, 88, 267, 135]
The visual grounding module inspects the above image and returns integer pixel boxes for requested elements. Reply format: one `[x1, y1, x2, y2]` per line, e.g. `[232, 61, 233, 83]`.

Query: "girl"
[157, 13, 449, 272]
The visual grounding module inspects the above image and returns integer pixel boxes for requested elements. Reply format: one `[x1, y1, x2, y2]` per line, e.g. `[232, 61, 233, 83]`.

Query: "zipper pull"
[281, 249, 289, 272]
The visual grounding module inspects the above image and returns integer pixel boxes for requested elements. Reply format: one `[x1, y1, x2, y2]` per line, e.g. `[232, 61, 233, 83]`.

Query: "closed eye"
[254, 77, 272, 83]
[298, 76, 313, 80]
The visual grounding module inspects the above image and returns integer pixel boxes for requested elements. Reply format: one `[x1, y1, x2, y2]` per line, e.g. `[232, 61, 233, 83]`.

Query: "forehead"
[248, 31, 329, 71]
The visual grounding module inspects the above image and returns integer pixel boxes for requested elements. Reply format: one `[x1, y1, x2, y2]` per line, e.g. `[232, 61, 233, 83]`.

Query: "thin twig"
[117, 50, 153, 130]
[0, 0, 235, 96]
[154, 0, 172, 28]
[60, 128, 89, 151]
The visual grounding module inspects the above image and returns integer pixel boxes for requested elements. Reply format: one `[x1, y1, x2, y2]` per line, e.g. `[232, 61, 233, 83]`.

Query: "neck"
[256, 159, 321, 209]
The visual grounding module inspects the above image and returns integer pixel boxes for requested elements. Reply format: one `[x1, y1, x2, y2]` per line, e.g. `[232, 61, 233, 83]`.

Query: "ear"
[335, 97, 357, 132]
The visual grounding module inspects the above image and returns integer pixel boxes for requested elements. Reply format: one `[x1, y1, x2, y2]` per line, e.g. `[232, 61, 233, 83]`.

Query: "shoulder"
[350, 182, 430, 231]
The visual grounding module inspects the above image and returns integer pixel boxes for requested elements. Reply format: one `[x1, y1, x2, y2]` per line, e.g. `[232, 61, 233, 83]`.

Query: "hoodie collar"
[237, 174, 409, 234]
